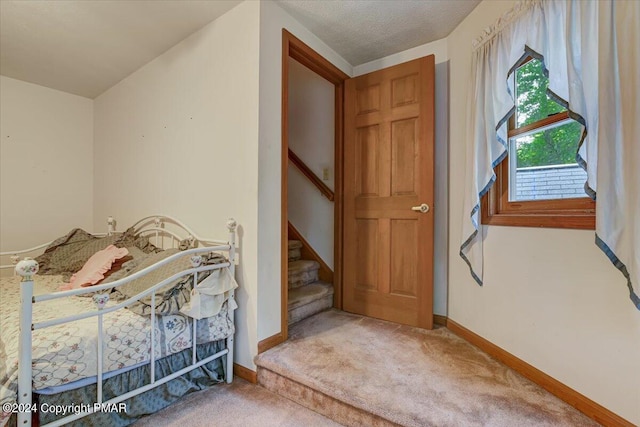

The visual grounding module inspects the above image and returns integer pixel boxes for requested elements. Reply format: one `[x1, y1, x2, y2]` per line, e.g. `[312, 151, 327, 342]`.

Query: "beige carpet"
[256, 309, 599, 427]
[133, 378, 341, 426]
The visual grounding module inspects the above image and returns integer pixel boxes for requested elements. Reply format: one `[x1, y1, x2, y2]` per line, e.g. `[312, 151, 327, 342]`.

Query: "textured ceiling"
[0, 0, 241, 98]
[1, 0, 480, 99]
[276, 0, 481, 66]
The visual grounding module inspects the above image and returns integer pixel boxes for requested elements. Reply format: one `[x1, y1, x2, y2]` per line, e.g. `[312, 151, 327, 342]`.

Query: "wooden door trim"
[281, 29, 348, 343]
[286, 31, 349, 84]
[258, 332, 285, 354]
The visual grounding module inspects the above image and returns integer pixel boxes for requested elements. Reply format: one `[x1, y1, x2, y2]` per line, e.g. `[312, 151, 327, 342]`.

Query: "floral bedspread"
[0, 274, 234, 425]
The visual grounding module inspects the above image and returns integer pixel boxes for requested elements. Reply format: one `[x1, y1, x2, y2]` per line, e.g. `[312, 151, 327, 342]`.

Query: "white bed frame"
[0, 215, 237, 427]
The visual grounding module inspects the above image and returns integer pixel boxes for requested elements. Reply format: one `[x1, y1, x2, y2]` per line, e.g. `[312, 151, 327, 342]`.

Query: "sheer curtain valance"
[460, 0, 639, 309]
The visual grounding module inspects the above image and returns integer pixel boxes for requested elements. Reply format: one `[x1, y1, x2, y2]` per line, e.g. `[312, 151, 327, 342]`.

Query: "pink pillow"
[60, 245, 129, 290]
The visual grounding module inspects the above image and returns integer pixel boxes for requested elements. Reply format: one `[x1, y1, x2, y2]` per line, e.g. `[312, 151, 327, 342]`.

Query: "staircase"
[287, 240, 334, 324]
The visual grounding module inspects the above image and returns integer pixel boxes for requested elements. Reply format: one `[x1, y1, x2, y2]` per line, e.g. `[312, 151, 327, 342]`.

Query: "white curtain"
[460, 0, 639, 309]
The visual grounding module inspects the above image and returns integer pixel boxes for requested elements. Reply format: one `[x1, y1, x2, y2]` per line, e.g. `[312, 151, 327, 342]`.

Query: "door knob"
[411, 203, 430, 213]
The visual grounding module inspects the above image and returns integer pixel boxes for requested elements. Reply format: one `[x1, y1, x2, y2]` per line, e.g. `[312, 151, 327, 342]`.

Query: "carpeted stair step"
[256, 368, 398, 427]
[255, 311, 404, 427]
[256, 310, 597, 427]
[288, 281, 334, 325]
[288, 260, 319, 289]
[288, 240, 302, 261]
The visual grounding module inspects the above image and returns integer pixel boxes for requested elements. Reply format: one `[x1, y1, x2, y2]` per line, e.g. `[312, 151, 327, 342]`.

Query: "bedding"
[59, 234, 123, 275]
[0, 274, 235, 421]
[111, 249, 228, 316]
[99, 254, 134, 283]
[36, 341, 226, 427]
[180, 267, 238, 319]
[34, 228, 95, 277]
[62, 245, 130, 290]
[4, 341, 226, 427]
[35, 227, 159, 280]
[100, 247, 149, 285]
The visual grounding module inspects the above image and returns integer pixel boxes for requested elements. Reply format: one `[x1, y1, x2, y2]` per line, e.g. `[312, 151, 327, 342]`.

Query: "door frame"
[279, 30, 349, 345]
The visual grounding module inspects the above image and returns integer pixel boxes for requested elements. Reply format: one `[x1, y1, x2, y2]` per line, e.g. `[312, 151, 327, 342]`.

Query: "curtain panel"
[460, 0, 639, 309]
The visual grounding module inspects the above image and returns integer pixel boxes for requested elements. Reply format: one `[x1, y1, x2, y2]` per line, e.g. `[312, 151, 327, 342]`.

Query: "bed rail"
[130, 215, 229, 247]
[0, 216, 116, 271]
[13, 217, 237, 427]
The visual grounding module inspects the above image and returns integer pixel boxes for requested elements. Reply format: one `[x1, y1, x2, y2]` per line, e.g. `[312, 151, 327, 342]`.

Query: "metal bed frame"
[1, 215, 237, 427]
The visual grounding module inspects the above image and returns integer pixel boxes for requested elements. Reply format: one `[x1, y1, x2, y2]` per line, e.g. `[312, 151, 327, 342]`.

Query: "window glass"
[510, 121, 587, 201]
[515, 59, 565, 127]
[510, 58, 586, 202]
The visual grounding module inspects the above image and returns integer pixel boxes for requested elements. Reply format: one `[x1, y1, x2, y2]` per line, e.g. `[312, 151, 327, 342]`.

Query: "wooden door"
[343, 56, 435, 329]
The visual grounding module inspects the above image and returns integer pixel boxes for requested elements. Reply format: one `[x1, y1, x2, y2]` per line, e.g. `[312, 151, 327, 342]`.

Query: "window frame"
[481, 57, 595, 230]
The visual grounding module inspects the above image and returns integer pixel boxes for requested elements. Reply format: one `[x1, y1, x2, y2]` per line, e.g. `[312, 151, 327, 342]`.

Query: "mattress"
[0, 274, 234, 414]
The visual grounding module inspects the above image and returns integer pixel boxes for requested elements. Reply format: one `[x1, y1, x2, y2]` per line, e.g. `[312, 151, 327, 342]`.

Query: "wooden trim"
[333, 82, 344, 310]
[288, 222, 333, 284]
[282, 29, 348, 334]
[508, 111, 570, 138]
[233, 363, 257, 384]
[258, 332, 285, 354]
[481, 157, 595, 229]
[288, 149, 335, 201]
[285, 31, 349, 84]
[433, 314, 447, 327]
[446, 319, 634, 427]
[281, 31, 290, 343]
[482, 212, 595, 229]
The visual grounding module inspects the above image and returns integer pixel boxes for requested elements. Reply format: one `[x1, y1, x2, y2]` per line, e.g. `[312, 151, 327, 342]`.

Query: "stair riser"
[288, 248, 301, 261]
[288, 294, 333, 325]
[288, 269, 319, 289]
[257, 368, 399, 427]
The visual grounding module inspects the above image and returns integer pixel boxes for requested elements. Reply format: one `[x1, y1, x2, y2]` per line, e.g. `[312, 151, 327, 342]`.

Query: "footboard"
[11, 217, 237, 427]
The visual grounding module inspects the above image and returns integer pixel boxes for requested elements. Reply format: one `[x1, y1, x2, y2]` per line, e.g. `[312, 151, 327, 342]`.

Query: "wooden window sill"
[481, 211, 595, 230]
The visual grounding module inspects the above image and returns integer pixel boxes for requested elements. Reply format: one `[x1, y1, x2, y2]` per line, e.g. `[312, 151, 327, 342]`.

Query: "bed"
[0, 215, 238, 427]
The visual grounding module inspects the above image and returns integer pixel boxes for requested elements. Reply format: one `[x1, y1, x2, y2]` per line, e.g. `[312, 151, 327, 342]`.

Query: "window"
[481, 57, 595, 229]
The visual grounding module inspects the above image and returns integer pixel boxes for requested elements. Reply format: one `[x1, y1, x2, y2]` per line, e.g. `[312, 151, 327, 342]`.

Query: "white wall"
[287, 57, 335, 268]
[257, 0, 352, 342]
[93, 1, 261, 370]
[353, 42, 450, 317]
[92, 0, 351, 369]
[0, 76, 93, 254]
[447, 1, 640, 424]
[353, 38, 448, 76]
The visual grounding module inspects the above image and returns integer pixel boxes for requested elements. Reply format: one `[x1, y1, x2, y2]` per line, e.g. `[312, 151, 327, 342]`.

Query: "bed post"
[15, 259, 38, 427]
[225, 218, 237, 384]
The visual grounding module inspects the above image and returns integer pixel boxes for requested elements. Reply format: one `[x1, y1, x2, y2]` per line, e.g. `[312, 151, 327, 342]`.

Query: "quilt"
[0, 274, 234, 425]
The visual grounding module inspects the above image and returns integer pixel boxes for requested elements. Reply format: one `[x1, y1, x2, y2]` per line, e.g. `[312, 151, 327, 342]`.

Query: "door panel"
[356, 126, 380, 196]
[356, 219, 378, 291]
[390, 219, 419, 297]
[391, 118, 418, 196]
[357, 85, 381, 114]
[343, 56, 434, 329]
[391, 73, 419, 107]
